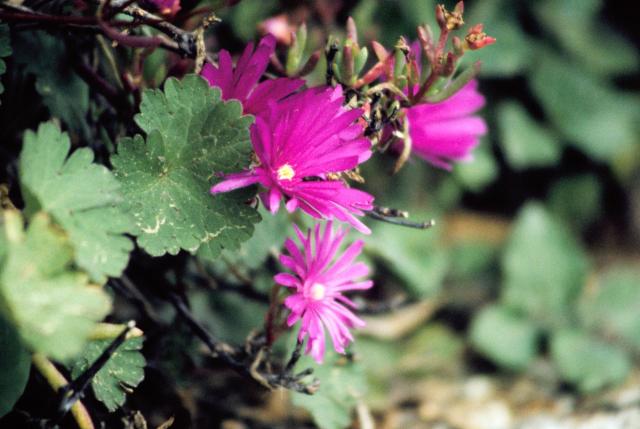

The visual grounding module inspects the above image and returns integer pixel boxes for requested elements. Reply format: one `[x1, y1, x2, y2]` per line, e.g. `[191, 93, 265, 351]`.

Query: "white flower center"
[309, 283, 326, 301]
[277, 164, 295, 180]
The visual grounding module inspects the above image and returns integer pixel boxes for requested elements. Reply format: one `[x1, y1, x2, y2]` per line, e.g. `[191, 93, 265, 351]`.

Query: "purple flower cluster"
[203, 34, 488, 363]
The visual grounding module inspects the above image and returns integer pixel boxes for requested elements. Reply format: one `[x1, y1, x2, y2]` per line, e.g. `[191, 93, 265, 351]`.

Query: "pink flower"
[373, 41, 487, 169]
[405, 79, 487, 169]
[210, 86, 374, 234]
[147, 0, 180, 16]
[200, 35, 304, 117]
[275, 221, 373, 363]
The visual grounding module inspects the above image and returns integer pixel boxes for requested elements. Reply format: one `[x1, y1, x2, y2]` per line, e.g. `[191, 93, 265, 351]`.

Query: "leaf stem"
[31, 354, 95, 429]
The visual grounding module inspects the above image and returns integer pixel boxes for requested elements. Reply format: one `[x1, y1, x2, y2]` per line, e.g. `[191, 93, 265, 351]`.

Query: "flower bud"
[436, 2, 464, 31]
[465, 23, 496, 50]
[258, 14, 295, 45]
[297, 50, 320, 77]
[346, 16, 358, 44]
[285, 22, 307, 74]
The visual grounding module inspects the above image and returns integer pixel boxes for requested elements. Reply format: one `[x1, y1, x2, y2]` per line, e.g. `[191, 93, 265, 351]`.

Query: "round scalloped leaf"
[111, 74, 259, 258]
[19, 122, 134, 283]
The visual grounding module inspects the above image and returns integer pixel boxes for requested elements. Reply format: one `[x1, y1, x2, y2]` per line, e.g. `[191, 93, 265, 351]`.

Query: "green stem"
[31, 354, 95, 429]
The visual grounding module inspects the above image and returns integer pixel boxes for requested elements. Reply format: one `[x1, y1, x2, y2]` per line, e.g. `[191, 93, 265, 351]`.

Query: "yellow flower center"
[277, 164, 295, 181]
[309, 283, 326, 301]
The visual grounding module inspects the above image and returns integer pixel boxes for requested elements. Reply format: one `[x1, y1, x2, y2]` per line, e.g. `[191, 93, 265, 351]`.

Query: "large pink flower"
[405, 79, 487, 169]
[275, 221, 373, 363]
[210, 86, 374, 234]
[200, 35, 304, 117]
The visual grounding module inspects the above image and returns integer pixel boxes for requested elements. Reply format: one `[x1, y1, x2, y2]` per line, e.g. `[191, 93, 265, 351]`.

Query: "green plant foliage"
[293, 351, 367, 429]
[222, 0, 278, 41]
[579, 267, 640, 352]
[19, 122, 134, 283]
[448, 241, 498, 280]
[366, 219, 449, 298]
[534, 0, 639, 75]
[207, 207, 294, 282]
[531, 52, 638, 162]
[0, 315, 31, 418]
[501, 203, 588, 327]
[71, 337, 145, 412]
[111, 75, 260, 259]
[454, 143, 498, 192]
[189, 289, 267, 344]
[470, 305, 539, 371]
[13, 31, 89, 133]
[547, 175, 602, 232]
[0, 211, 111, 361]
[497, 101, 561, 170]
[0, 24, 11, 98]
[400, 324, 464, 375]
[550, 329, 631, 393]
[464, 0, 537, 77]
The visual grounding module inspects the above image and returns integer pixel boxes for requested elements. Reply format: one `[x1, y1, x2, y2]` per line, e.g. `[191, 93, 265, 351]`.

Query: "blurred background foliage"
[1, 0, 639, 427]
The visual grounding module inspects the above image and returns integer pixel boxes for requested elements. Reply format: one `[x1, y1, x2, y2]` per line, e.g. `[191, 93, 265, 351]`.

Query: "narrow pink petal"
[210, 172, 259, 194]
[274, 273, 299, 287]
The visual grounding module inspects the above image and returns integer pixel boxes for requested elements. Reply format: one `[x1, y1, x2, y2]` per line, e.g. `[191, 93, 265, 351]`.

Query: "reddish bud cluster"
[465, 24, 497, 50]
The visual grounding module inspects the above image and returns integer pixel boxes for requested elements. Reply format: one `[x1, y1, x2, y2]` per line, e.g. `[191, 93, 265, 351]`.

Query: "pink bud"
[258, 14, 295, 46]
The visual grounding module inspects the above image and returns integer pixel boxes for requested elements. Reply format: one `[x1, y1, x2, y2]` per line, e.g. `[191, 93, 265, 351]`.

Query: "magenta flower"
[210, 86, 374, 234]
[200, 35, 304, 117]
[147, 0, 180, 15]
[275, 221, 373, 363]
[405, 79, 487, 169]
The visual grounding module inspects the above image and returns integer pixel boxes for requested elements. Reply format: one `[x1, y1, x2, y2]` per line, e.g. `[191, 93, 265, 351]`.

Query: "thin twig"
[168, 292, 318, 394]
[366, 206, 436, 229]
[284, 339, 304, 374]
[56, 322, 136, 420]
[32, 354, 95, 429]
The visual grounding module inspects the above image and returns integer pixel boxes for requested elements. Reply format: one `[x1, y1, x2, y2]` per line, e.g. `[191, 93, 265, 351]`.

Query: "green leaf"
[579, 267, 640, 352]
[454, 142, 498, 192]
[0, 314, 31, 418]
[19, 122, 134, 283]
[293, 351, 367, 429]
[111, 74, 260, 258]
[0, 211, 111, 361]
[204, 207, 293, 286]
[223, 0, 278, 41]
[366, 218, 449, 298]
[400, 324, 464, 375]
[470, 305, 539, 371]
[497, 101, 561, 170]
[550, 329, 631, 393]
[501, 203, 588, 327]
[71, 337, 145, 412]
[0, 24, 12, 98]
[189, 289, 267, 344]
[13, 31, 89, 133]
[397, 0, 436, 29]
[534, 0, 639, 75]
[448, 241, 498, 280]
[547, 175, 602, 232]
[530, 52, 639, 162]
